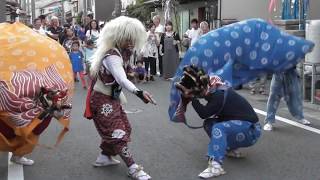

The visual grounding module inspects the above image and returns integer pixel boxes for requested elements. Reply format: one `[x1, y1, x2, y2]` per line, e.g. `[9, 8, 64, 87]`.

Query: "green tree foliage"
[126, 0, 154, 25]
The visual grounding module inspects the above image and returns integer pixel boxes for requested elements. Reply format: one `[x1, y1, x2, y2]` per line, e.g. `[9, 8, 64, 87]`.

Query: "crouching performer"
[175, 65, 261, 178]
[84, 16, 156, 180]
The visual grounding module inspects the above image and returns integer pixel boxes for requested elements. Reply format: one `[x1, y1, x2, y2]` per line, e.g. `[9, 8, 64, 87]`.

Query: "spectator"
[153, 15, 165, 76]
[160, 21, 180, 80]
[84, 13, 94, 34]
[83, 39, 96, 75]
[62, 28, 76, 53]
[264, 68, 311, 131]
[134, 61, 147, 83]
[184, 19, 200, 47]
[200, 21, 210, 35]
[76, 24, 86, 42]
[86, 20, 100, 45]
[142, 23, 159, 81]
[153, 15, 164, 34]
[47, 16, 63, 43]
[60, 23, 72, 44]
[38, 15, 48, 30]
[69, 41, 86, 88]
[32, 18, 46, 36]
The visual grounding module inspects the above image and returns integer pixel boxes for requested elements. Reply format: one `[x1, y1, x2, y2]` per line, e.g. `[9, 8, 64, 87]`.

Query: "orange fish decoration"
[0, 22, 74, 156]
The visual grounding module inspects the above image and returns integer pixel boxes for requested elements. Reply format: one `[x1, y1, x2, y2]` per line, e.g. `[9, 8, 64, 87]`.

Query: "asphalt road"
[1, 78, 320, 180]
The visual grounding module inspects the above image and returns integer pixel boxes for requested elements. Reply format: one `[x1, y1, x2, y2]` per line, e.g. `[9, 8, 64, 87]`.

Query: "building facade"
[4, 0, 29, 23]
[122, 0, 136, 9]
[36, 0, 78, 24]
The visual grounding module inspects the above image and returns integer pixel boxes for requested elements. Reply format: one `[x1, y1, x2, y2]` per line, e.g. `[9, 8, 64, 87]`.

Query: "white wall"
[309, 0, 320, 19]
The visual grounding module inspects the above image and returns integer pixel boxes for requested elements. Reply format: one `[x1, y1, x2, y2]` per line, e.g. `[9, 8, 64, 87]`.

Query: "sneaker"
[263, 123, 273, 131]
[92, 153, 120, 167]
[226, 149, 244, 158]
[128, 164, 152, 180]
[10, 155, 34, 166]
[198, 160, 226, 179]
[250, 90, 256, 95]
[150, 76, 155, 81]
[296, 119, 311, 125]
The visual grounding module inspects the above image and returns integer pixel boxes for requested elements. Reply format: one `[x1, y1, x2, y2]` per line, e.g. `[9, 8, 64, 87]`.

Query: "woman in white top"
[86, 20, 100, 45]
[142, 23, 159, 81]
[199, 21, 210, 36]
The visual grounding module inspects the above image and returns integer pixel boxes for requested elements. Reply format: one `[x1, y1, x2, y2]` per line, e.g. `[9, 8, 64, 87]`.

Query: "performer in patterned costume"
[85, 16, 156, 180]
[169, 19, 314, 178]
[175, 65, 261, 178]
[0, 22, 73, 165]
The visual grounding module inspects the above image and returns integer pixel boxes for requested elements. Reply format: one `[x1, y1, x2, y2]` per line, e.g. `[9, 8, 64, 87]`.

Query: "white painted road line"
[254, 108, 320, 135]
[8, 152, 24, 180]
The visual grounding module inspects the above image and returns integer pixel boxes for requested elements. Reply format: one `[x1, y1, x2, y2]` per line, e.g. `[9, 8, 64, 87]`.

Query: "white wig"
[90, 16, 147, 76]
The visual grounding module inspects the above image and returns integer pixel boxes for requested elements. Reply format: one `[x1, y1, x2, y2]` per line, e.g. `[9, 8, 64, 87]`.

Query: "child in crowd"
[62, 28, 76, 53]
[134, 61, 147, 83]
[83, 39, 96, 76]
[69, 41, 86, 88]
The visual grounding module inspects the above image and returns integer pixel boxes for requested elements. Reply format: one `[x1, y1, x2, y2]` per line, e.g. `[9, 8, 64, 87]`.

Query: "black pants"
[158, 47, 163, 76]
[144, 57, 157, 76]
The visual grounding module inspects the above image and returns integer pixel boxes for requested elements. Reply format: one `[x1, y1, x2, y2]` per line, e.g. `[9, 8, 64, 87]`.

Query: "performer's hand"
[143, 91, 157, 105]
[181, 91, 194, 99]
[135, 90, 157, 105]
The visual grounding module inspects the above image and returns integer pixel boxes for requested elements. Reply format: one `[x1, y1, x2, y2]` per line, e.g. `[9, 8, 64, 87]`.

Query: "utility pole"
[21, 0, 26, 11]
[218, 0, 222, 28]
[113, 0, 122, 17]
[26, 0, 30, 16]
[83, 0, 87, 17]
[31, 0, 35, 22]
[0, 0, 5, 23]
[61, 0, 65, 24]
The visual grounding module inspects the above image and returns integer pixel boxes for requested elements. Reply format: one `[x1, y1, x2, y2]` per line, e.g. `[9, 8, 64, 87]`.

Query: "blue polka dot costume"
[203, 117, 261, 163]
[169, 18, 314, 123]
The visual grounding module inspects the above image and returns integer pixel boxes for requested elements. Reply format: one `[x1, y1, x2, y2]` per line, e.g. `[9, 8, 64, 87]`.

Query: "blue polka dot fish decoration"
[169, 18, 314, 124]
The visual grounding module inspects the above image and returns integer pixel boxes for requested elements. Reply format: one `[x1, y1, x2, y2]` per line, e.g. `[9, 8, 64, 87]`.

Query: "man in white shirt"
[184, 19, 201, 46]
[152, 15, 164, 76]
[32, 18, 47, 36]
[153, 15, 164, 34]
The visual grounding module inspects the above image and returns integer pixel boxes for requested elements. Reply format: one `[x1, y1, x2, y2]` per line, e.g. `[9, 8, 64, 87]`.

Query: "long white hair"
[90, 16, 147, 76]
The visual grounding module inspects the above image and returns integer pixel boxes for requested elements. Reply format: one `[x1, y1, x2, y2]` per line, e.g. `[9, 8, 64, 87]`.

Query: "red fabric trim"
[0, 120, 15, 139]
[32, 117, 52, 135]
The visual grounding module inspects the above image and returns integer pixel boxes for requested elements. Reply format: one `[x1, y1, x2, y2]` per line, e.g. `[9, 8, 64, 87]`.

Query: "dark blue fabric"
[168, 18, 314, 122]
[135, 67, 146, 75]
